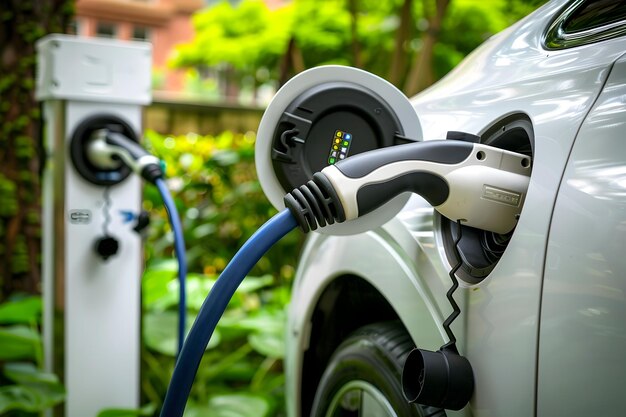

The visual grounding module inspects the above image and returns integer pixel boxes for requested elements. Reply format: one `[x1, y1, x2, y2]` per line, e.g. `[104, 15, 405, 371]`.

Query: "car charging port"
[270, 82, 409, 193]
[439, 114, 534, 283]
[70, 114, 139, 186]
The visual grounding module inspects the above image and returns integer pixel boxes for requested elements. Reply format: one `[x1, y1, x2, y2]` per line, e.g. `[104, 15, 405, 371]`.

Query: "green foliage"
[0, 363, 65, 414]
[291, 0, 352, 66]
[0, 296, 65, 415]
[173, 0, 292, 87]
[433, 0, 546, 79]
[173, 0, 547, 96]
[0, 326, 40, 361]
[139, 130, 301, 415]
[97, 403, 156, 417]
[0, 174, 18, 218]
[0, 0, 75, 298]
[183, 68, 220, 98]
[0, 297, 41, 325]
[185, 393, 274, 417]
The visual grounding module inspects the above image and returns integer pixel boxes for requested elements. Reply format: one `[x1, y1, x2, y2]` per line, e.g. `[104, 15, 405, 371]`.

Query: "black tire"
[310, 321, 445, 417]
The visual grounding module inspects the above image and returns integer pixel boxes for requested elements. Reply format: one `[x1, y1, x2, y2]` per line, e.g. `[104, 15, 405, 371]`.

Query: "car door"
[537, 51, 626, 417]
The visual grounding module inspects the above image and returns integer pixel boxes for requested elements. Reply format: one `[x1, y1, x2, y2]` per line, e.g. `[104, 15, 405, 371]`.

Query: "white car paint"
[285, 0, 626, 416]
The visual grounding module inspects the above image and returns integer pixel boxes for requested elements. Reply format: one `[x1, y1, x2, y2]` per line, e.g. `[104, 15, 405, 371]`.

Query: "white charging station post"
[36, 35, 151, 416]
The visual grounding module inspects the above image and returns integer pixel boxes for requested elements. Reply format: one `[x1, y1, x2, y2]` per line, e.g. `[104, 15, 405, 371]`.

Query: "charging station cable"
[87, 129, 188, 355]
[154, 177, 187, 355]
[158, 139, 531, 416]
[159, 209, 297, 416]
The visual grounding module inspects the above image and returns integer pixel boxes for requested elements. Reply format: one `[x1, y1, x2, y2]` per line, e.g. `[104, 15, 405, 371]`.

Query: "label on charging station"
[328, 130, 352, 165]
[69, 209, 92, 224]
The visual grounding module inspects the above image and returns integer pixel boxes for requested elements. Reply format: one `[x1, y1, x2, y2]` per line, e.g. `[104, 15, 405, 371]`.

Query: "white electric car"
[279, 0, 626, 416]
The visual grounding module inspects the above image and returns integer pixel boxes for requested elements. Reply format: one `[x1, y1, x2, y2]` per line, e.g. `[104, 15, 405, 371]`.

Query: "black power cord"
[401, 219, 474, 410]
[441, 219, 463, 353]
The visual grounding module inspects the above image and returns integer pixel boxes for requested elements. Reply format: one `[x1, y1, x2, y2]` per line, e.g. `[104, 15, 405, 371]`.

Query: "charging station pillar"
[36, 35, 151, 416]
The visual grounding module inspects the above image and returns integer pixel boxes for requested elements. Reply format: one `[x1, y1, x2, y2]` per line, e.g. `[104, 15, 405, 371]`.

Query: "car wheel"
[310, 321, 446, 417]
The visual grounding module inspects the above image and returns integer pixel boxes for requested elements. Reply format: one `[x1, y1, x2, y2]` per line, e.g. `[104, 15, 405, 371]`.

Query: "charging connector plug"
[284, 140, 531, 234]
[86, 129, 163, 184]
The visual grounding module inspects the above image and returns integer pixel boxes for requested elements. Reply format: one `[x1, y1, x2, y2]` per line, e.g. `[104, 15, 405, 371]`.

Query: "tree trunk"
[388, 0, 413, 88]
[404, 0, 450, 96]
[278, 37, 305, 87]
[348, 0, 362, 68]
[0, 0, 74, 299]
[223, 65, 240, 103]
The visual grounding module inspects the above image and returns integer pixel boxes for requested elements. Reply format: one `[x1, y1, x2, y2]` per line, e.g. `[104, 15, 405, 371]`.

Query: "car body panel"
[285, 0, 626, 416]
[286, 208, 457, 417]
[537, 53, 626, 417]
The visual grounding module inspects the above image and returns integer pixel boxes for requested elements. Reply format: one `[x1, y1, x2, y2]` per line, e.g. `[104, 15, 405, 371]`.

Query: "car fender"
[285, 201, 458, 417]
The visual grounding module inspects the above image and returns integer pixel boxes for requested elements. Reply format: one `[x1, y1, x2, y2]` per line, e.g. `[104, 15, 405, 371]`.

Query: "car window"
[564, 0, 626, 32]
[544, 0, 626, 49]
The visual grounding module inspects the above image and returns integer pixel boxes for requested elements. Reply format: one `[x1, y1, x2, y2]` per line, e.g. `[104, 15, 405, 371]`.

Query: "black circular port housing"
[70, 114, 139, 186]
[270, 82, 407, 192]
[402, 347, 474, 410]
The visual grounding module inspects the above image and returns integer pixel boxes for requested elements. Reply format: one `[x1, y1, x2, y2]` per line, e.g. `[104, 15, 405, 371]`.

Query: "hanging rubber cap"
[94, 235, 120, 261]
[256, 66, 422, 235]
[402, 347, 474, 410]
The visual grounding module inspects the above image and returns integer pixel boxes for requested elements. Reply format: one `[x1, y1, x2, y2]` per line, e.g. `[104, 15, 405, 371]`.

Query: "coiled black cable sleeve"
[442, 219, 463, 353]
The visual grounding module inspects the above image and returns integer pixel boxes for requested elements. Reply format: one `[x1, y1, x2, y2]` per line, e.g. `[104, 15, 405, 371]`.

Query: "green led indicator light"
[328, 129, 352, 165]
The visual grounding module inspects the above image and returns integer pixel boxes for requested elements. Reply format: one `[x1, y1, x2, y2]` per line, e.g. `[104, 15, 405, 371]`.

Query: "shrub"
[140, 130, 302, 416]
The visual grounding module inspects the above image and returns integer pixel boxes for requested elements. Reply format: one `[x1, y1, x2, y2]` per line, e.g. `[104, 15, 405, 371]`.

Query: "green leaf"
[184, 393, 273, 417]
[0, 173, 18, 217]
[176, 274, 271, 312]
[219, 309, 285, 335]
[143, 311, 220, 356]
[248, 332, 284, 359]
[0, 385, 39, 413]
[0, 366, 64, 413]
[146, 258, 179, 272]
[212, 362, 258, 381]
[97, 403, 156, 417]
[4, 362, 59, 384]
[211, 150, 240, 166]
[0, 325, 40, 360]
[0, 297, 41, 324]
[237, 275, 273, 293]
[142, 267, 178, 311]
[184, 275, 217, 311]
[192, 223, 217, 239]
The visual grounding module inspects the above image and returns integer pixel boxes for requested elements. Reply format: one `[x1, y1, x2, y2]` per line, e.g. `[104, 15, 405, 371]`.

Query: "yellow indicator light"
[329, 130, 352, 165]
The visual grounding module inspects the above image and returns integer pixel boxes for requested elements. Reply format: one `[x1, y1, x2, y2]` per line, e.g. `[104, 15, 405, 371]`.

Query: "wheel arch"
[301, 274, 402, 417]
[287, 224, 447, 417]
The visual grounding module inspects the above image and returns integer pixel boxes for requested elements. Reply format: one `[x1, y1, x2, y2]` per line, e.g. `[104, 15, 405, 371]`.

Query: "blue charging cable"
[155, 177, 187, 356]
[159, 209, 297, 417]
[85, 130, 189, 357]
